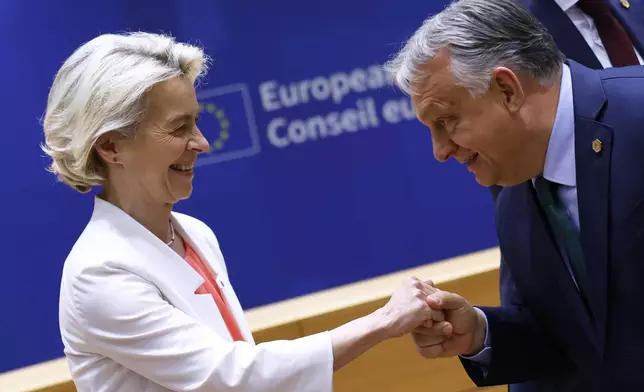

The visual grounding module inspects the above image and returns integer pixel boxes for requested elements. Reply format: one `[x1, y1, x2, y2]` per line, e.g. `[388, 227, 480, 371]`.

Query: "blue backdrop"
[0, 0, 497, 372]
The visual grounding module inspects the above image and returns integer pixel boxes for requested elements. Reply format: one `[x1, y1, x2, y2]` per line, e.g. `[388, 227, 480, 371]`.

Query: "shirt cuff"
[459, 307, 491, 365]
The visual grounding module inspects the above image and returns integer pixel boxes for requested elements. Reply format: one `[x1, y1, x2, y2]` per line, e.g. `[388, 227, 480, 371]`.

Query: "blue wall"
[0, 0, 497, 372]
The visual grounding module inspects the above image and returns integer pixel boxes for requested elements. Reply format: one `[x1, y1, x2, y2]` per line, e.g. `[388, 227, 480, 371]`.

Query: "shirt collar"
[541, 63, 576, 187]
[554, 0, 578, 12]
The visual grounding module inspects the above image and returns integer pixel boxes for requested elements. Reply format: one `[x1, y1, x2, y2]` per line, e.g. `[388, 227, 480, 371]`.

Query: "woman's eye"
[173, 124, 189, 134]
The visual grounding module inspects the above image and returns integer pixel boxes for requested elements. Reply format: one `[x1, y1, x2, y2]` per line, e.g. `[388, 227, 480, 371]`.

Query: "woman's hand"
[329, 277, 452, 371]
[376, 277, 451, 339]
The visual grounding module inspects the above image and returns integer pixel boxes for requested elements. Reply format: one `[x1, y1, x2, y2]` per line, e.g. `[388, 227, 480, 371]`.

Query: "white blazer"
[59, 197, 333, 392]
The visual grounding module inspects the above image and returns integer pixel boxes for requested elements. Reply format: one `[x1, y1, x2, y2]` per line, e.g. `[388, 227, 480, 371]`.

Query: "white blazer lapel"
[93, 198, 231, 341]
[219, 279, 255, 344]
[174, 214, 255, 344]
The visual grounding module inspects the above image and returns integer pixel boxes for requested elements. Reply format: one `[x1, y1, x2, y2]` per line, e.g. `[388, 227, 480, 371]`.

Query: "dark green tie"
[533, 176, 593, 316]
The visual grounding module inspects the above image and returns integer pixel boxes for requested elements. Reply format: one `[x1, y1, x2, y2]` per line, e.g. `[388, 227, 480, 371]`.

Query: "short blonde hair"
[41, 32, 210, 193]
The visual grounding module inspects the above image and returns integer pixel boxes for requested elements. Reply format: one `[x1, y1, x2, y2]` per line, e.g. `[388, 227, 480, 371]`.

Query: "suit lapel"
[174, 215, 255, 344]
[93, 198, 232, 340]
[498, 185, 600, 370]
[498, 184, 601, 372]
[529, 0, 603, 69]
[93, 198, 203, 298]
[520, 183, 596, 329]
[609, 0, 644, 56]
[569, 61, 612, 355]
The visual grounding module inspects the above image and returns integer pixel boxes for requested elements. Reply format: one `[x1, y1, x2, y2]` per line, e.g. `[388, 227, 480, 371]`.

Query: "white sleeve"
[71, 264, 334, 392]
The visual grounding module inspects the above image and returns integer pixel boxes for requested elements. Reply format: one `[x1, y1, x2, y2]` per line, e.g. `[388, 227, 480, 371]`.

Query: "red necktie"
[576, 0, 640, 66]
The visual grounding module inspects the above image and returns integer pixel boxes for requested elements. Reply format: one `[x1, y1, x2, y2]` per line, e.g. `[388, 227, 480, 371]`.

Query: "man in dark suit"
[384, 0, 644, 390]
[491, 3, 644, 389]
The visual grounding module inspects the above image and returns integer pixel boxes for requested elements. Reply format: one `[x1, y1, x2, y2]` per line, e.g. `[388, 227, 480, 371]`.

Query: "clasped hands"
[379, 277, 487, 359]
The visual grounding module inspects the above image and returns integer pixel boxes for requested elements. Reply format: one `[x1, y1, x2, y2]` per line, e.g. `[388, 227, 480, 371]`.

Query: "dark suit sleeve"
[460, 258, 574, 386]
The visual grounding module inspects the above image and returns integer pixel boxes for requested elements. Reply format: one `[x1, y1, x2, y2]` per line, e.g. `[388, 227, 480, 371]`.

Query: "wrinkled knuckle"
[419, 347, 437, 359]
[412, 280, 424, 290]
[408, 288, 421, 298]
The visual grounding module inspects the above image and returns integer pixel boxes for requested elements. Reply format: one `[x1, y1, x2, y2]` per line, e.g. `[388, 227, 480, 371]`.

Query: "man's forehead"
[412, 75, 458, 112]
[412, 53, 459, 103]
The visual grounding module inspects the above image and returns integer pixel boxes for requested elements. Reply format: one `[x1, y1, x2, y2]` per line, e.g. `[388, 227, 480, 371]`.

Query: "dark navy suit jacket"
[486, 2, 644, 390]
[464, 60, 644, 391]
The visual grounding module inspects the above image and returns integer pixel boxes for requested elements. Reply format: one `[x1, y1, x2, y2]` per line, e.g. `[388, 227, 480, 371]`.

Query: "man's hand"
[411, 290, 486, 358]
[329, 277, 451, 371]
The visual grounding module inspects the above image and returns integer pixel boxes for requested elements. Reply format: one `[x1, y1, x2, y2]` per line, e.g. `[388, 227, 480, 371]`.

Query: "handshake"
[375, 277, 487, 359]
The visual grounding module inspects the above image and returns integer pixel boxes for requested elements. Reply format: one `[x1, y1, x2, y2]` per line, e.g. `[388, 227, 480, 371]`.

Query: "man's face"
[411, 50, 534, 187]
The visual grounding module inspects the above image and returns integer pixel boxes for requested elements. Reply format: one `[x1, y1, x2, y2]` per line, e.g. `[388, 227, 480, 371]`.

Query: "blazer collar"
[91, 197, 253, 343]
[566, 60, 607, 120]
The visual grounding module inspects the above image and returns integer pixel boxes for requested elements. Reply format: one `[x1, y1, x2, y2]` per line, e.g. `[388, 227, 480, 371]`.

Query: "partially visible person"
[489, 0, 644, 202]
[522, 0, 644, 69]
[42, 32, 450, 392]
[384, 0, 644, 391]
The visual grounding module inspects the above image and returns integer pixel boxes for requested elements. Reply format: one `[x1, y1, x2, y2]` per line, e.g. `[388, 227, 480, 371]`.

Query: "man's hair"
[383, 0, 565, 96]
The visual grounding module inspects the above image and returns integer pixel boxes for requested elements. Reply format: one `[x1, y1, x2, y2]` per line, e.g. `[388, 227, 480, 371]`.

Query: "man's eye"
[435, 118, 448, 129]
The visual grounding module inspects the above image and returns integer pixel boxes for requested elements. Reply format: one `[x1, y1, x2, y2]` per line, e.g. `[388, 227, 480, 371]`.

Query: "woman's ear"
[95, 132, 126, 165]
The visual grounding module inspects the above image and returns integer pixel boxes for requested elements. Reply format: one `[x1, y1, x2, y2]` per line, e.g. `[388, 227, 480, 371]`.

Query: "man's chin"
[473, 174, 497, 188]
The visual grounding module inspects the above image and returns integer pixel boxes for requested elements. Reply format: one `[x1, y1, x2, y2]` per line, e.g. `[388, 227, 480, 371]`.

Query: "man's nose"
[432, 134, 457, 162]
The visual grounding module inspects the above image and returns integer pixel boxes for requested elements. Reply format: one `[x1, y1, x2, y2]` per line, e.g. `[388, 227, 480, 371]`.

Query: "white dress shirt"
[554, 0, 644, 67]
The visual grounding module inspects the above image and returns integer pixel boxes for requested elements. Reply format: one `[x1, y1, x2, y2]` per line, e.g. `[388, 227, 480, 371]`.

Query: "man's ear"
[490, 67, 524, 113]
[95, 131, 127, 165]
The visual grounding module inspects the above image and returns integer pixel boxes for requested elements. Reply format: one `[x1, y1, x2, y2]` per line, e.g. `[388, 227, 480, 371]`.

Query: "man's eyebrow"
[419, 100, 449, 123]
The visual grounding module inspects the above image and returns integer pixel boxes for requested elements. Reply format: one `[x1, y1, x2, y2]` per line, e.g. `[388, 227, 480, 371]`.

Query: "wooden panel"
[334, 341, 479, 392]
[0, 247, 503, 392]
[0, 358, 76, 392]
[39, 383, 76, 392]
[243, 247, 501, 330]
[251, 321, 302, 343]
[298, 264, 501, 392]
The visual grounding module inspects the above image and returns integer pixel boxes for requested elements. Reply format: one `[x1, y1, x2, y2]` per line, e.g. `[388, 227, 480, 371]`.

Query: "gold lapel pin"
[621, 0, 630, 9]
[592, 139, 603, 153]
